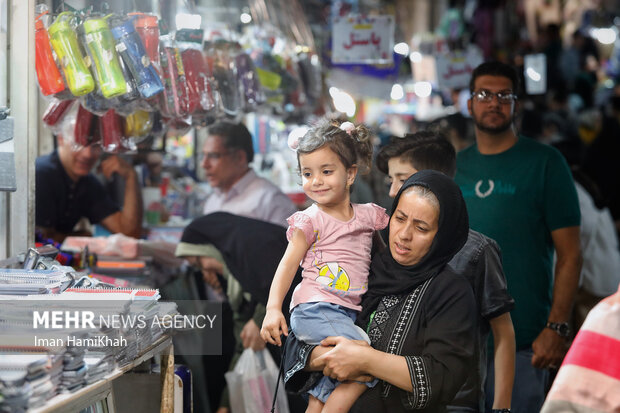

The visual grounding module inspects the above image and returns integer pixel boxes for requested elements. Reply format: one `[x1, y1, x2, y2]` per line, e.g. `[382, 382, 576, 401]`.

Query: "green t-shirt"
[455, 136, 580, 349]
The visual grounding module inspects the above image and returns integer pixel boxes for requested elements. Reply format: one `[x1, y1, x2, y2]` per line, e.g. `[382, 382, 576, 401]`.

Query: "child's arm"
[490, 312, 515, 410]
[260, 228, 308, 346]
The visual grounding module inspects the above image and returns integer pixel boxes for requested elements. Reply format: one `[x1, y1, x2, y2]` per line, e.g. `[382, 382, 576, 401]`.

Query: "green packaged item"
[83, 17, 127, 98]
[48, 12, 94, 96]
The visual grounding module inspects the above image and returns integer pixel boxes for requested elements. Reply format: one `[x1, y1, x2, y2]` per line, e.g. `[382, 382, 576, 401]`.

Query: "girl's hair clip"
[288, 133, 300, 151]
[339, 121, 355, 135]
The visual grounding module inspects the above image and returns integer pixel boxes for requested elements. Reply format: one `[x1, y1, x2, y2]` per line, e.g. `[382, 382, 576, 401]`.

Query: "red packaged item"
[99, 109, 124, 152]
[159, 44, 190, 118]
[181, 48, 215, 116]
[74, 104, 95, 147]
[42, 98, 74, 126]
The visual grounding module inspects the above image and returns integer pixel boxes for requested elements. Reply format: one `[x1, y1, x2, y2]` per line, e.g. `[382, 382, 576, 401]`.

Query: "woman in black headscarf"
[283, 170, 478, 412]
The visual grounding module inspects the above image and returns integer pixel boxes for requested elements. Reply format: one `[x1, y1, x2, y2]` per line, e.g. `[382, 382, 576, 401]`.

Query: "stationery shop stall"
[0, 0, 322, 411]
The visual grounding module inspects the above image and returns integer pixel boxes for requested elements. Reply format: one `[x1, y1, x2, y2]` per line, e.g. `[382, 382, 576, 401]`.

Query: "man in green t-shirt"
[455, 61, 582, 413]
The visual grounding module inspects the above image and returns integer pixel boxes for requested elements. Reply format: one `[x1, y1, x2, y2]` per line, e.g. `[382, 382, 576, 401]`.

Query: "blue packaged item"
[110, 17, 164, 99]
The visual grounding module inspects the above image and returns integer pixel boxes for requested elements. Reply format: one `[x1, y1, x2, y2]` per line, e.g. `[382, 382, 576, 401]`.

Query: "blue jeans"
[290, 302, 375, 403]
[485, 347, 549, 413]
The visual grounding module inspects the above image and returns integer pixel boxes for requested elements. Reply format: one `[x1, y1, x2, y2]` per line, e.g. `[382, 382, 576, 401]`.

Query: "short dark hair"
[469, 61, 520, 94]
[376, 131, 456, 178]
[207, 121, 254, 163]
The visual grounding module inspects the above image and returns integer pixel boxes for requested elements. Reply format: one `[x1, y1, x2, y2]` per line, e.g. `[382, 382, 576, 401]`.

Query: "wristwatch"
[491, 409, 511, 413]
[546, 321, 570, 337]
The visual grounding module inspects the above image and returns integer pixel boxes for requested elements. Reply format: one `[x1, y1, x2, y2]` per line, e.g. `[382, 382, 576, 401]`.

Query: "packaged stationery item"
[159, 33, 190, 118]
[99, 109, 124, 152]
[48, 12, 95, 97]
[35, 9, 65, 96]
[83, 17, 127, 99]
[124, 110, 152, 140]
[129, 13, 160, 66]
[109, 17, 164, 99]
[205, 40, 241, 116]
[55, 102, 97, 148]
[177, 29, 215, 118]
[42, 98, 75, 127]
[235, 51, 264, 111]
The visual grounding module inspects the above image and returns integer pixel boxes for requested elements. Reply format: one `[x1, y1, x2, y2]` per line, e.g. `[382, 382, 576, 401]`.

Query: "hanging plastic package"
[56, 102, 96, 148]
[35, 8, 65, 96]
[206, 40, 240, 116]
[282, 56, 306, 111]
[83, 17, 127, 99]
[166, 116, 192, 136]
[42, 98, 75, 127]
[297, 52, 322, 108]
[124, 110, 153, 141]
[253, 52, 284, 110]
[99, 109, 124, 152]
[80, 89, 112, 115]
[129, 13, 160, 67]
[127, 13, 162, 113]
[159, 32, 190, 118]
[48, 12, 95, 97]
[235, 51, 265, 112]
[74, 104, 96, 147]
[109, 57, 143, 115]
[109, 17, 164, 99]
[177, 29, 215, 118]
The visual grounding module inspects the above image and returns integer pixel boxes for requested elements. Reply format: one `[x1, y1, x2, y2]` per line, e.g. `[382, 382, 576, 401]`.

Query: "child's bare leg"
[306, 395, 324, 413]
[321, 381, 367, 413]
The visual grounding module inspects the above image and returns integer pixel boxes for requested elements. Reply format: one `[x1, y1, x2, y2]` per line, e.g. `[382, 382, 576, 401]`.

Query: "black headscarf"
[180, 212, 302, 306]
[359, 170, 469, 327]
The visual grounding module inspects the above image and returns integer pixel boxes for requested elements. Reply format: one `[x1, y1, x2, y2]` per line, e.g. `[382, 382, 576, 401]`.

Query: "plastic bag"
[225, 349, 289, 413]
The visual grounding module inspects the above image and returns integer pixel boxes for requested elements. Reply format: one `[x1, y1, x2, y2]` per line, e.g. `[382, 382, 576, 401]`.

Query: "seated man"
[36, 132, 143, 242]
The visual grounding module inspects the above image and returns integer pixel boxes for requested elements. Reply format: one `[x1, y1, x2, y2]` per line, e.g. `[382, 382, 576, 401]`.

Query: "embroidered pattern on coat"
[379, 277, 433, 408]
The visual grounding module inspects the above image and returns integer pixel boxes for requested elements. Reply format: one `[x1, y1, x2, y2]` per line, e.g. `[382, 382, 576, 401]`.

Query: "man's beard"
[472, 107, 513, 134]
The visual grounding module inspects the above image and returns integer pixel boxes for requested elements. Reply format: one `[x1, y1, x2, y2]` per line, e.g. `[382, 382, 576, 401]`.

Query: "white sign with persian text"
[435, 48, 484, 90]
[332, 15, 394, 64]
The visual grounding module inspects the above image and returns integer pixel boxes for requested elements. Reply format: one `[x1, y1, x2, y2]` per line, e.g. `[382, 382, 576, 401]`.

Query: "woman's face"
[389, 189, 439, 266]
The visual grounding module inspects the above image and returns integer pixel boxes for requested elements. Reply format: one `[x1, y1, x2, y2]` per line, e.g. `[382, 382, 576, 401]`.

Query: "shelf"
[29, 336, 173, 413]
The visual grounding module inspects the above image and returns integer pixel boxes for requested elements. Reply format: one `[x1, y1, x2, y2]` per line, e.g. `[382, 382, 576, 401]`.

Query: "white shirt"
[202, 169, 297, 227]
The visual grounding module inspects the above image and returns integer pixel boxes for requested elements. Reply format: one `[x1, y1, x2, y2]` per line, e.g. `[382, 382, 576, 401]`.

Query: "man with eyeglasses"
[201, 121, 296, 225]
[455, 61, 582, 413]
[35, 128, 143, 243]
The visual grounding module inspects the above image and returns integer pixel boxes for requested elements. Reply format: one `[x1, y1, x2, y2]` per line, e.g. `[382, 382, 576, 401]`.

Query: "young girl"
[261, 119, 389, 412]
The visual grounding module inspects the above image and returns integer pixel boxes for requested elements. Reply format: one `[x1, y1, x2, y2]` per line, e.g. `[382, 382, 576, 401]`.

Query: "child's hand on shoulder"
[260, 308, 288, 346]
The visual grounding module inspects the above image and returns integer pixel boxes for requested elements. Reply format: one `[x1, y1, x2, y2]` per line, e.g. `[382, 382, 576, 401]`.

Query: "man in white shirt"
[201, 121, 297, 226]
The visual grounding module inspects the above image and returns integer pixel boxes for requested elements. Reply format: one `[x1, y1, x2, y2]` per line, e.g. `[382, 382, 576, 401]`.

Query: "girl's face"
[299, 146, 357, 209]
[389, 189, 439, 266]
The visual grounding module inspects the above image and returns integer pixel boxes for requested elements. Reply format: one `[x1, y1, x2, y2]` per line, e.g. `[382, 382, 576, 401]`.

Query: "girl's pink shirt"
[287, 203, 389, 312]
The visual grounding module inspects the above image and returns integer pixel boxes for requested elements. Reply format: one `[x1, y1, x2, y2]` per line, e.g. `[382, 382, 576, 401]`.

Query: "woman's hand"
[260, 308, 288, 346]
[315, 336, 372, 381]
[241, 319, 266, 351]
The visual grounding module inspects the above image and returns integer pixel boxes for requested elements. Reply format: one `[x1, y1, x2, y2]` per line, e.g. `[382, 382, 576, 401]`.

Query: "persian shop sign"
[332, 15, 394, 64]
[435, 48, 484, 89]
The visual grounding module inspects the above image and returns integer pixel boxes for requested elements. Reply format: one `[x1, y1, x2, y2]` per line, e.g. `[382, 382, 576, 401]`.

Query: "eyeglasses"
[72, 141, 103, 153]
[201, 151, 231, 161]
[471, 90, 517, 104]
